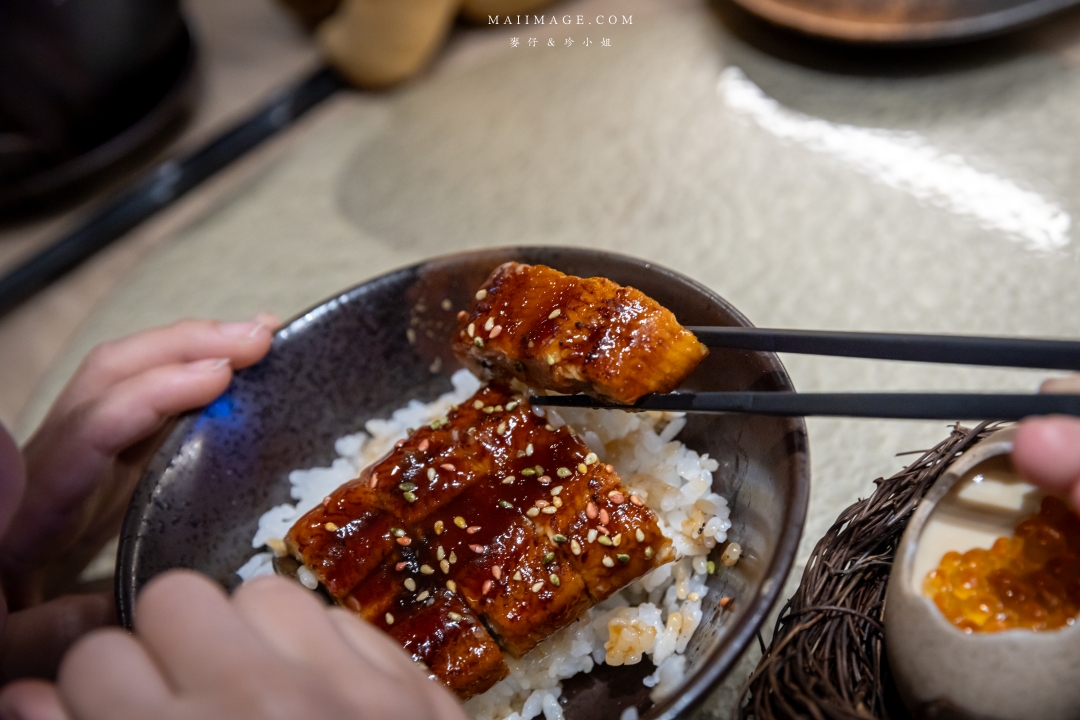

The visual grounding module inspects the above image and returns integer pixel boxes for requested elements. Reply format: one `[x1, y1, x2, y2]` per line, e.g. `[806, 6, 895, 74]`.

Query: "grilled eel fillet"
[286, 384, 673, 698]
[452, 262, 709, 405]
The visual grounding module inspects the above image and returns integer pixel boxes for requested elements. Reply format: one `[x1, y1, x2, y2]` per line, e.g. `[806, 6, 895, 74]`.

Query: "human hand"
[1013, 375, 1080, 509]
[0, 571, 468, 720]
[1, 317, 276, 608]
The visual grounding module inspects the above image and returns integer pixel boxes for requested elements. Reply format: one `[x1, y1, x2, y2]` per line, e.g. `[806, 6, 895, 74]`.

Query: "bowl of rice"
[117, 246, 810, 720]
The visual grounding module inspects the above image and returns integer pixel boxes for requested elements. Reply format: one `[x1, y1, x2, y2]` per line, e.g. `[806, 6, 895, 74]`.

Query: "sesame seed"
[542, 506, 557, 515]
[636, 528, 645, 542]
[535, 465, 544, 474]
[467, 525, 482, 534]
[399, 482, 416, 492]
[467, 323, 476, 338]
[496, 421, 507, 435]
[602, 556, 615, 568]
[484, 317, 495, 332]
[571, 539, 582, 555]
[535, 499, 550, 508]
[448, 611, 463, 621]
[441, 463, 455, 472]
[442, 299, 453, 311]
[490, 325, 503, 338]
[557, 467, 571, 478]
[612, 534, 623, 546]
[498, 499, 513, 509]
[521, 468, 536, 477]
[492, 566, 502, 580]
[440, 559, 450, 574]
[584, 452, 598, 465]
[447, 581, 457, 592]
[395, 561, 408, 571]
[396, 537, 412, 546]
[550, 574, 561, 587]
[630, 495, 644, 507]
[526, 507, 540, 517]
[545, 424, 554, 431]
[719, 597, 731, 609]
[449, 552, 457, 563]
[454, 516, 467, 528]
[266, 538, 287, 556]
[474, 337, 485, 348]
[468, 426, 476, 435]
[473, 400, 485, 409]
[427, 467, 436, 481]
[420, 565, 435, 575]
[482, 580, 493, 595]
[645, 547, 655, 560]
[578, 463, 588, 474]
[617, 554, 630, 564]
[526, 443, 534, 456]
[369, 474, 379, 488]
[551, 486, 563, 496]
[609, 492, 625, 504]
[494, 405, 504, 412]
[548, 309, 561, 319]
[552, 534, 568, 544]
[434, 520, 444, 535]
[386, 613, 395, 625]
[476, 289, 488, 300]
[502, 475, 515, 485]
[483, 406, 495, 414]
[586, 502, 598, 520]
[506, 401, 518, 411]
[324, 522, 338, 532]
[470, 544, 486, 554]
[403, 491, 418, 503]
[404, 578, 417, 591]
[532, 581, 545, 592]
[417, 590, 430, 602]
[587, 529, 598, 543]
[436, 546, 446, 560]
[391, 466, 401, 475]
[456, 309, 467, 320]
[407, 329, 416, 344]
[418, 438, 430, 452]
[598, 535, 613, 547]
[513, 571, 523, 581]
[539, 475, 552, 486]
[552, 496, 563, 508]
[599, 509, 610, 525]
[391, 527, 406, 537]
[543, 552, 556, 564]
[547, 355, 556, 365]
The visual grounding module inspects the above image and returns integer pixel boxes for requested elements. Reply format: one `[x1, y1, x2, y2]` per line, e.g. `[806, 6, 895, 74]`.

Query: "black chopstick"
[686, 327, 1080, 371]
[530, 392, 1080, 420]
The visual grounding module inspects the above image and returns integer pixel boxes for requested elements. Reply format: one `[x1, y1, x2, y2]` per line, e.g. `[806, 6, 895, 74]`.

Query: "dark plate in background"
[117, 247, 810, 720]
[728, 0, 1080, 43]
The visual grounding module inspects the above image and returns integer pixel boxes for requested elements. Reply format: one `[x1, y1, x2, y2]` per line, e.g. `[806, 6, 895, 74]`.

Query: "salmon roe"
[924, 496, 1080, 633]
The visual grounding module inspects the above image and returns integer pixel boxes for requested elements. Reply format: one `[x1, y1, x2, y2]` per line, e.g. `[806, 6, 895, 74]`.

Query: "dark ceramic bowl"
[117, 246, 810, 720]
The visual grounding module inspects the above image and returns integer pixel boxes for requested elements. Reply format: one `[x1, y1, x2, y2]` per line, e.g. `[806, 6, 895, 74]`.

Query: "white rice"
[238, 370, 731, 720]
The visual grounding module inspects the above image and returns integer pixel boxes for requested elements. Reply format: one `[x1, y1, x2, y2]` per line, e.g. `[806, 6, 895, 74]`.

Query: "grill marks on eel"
[452, 262, 709, 405]
[286, 384, 672, 698]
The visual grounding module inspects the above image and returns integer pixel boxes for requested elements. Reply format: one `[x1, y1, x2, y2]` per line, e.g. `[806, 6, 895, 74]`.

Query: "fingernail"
[188, 358, 230, 372]
[220, 321, 261, 338]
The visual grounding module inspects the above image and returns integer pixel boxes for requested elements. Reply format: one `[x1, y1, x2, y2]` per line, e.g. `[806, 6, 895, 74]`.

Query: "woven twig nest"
[738, 423, 1000, 720]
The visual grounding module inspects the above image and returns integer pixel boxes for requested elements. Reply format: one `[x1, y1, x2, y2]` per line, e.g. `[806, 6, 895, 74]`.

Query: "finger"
[0, 423, 25, 538]
[325, 610, 469, 720]
[56, 628, 171, 720]
[0, 679, 72, 720]
[1, 593, 115, 683]
[232, 578, 413, 689]
[134, 570, 269, 692]
[54, 317, 277, 417]
[1041, 375, 1080, 394]
[1013, 416, 1080, 508]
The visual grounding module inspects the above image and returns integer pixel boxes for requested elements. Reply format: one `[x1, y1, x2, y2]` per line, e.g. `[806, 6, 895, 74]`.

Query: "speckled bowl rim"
[117, 246, 810, 720]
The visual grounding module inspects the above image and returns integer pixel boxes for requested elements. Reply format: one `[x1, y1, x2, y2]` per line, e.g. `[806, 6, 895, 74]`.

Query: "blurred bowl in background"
[0, 0, 197, 216]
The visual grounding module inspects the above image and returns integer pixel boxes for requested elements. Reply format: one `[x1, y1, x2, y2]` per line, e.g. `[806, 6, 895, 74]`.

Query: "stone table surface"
[15, 0, 1080, 715]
